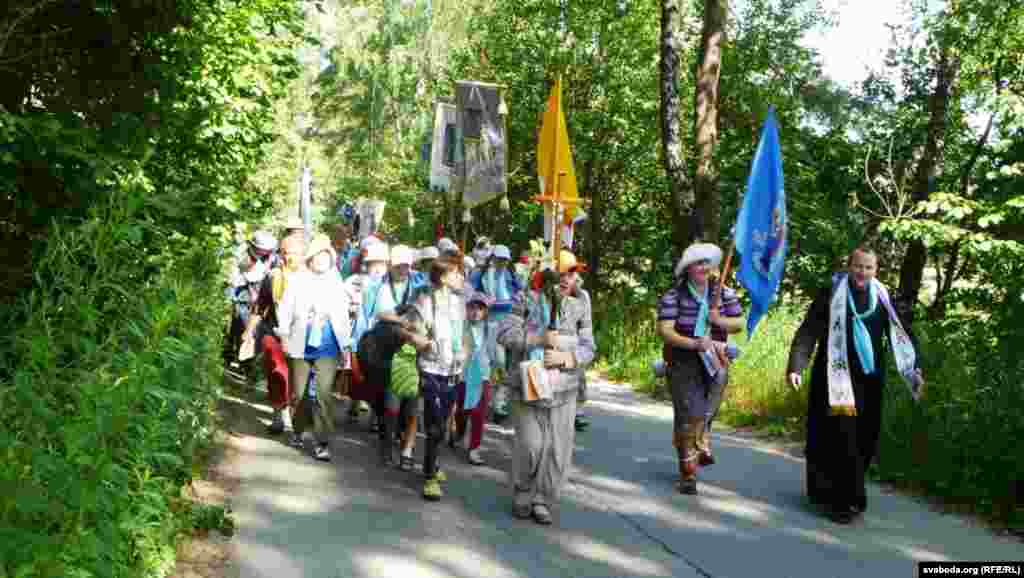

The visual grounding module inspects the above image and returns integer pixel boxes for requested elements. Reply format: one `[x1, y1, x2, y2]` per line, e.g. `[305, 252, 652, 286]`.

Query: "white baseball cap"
[364, 242, 390, 263]
[437, 237, 459, 255]
[491, 245, 512, 260]
[390, 244, 415, 266]
[418, 246, 440, 261]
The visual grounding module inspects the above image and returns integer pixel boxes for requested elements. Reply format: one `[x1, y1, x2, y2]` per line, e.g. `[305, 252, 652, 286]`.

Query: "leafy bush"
[0, 195, 226, 577]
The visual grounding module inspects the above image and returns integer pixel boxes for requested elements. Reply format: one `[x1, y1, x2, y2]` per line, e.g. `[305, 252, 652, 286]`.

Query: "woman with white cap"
[276, 234, 352, 461]
[656, 242, 745, 494]
[497, 249, 595, 525]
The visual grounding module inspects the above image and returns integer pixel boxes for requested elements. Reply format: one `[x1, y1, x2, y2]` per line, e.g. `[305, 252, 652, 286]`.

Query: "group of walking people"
[227, 221, 925, 526]
[226, 219, 595, 523]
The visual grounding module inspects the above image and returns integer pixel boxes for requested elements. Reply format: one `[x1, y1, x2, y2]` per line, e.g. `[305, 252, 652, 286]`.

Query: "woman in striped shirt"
[656, 243, 745, 495]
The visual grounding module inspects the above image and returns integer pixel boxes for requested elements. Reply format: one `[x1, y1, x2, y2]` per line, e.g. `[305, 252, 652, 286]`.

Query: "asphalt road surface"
[221, 375, 1022, 578]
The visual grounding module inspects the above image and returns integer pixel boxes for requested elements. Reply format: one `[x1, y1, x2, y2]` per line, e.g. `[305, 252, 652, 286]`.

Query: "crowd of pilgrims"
[226, 218, 924, 526]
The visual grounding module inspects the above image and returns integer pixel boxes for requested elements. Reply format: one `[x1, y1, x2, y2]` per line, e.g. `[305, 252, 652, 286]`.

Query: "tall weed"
[0, 196, 226, 577]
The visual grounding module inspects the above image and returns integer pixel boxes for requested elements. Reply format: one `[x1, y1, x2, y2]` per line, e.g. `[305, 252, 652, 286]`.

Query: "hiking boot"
[267, 417, 285, 435]
[678, 478, 698, 495]
[829, 507, 855, 525]
[422, 477, 443, 501]
[314, 443, 331, 462]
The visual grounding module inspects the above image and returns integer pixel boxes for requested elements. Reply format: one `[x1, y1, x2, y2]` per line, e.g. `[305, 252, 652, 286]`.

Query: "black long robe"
[787, 283, 917, 513]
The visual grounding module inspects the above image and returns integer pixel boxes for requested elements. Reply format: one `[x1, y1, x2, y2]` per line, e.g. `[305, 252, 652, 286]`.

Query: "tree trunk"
[897, 43, 958, 320]
[693, 0, 726, 243]
[660, 0, 695, 251]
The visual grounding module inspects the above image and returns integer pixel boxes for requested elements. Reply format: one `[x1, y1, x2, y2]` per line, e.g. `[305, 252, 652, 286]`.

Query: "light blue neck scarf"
[484, 267, 511, 302]
[848, 282, 879, 374]
[526, 292, 551, 362]
[687, 281, 710, 337]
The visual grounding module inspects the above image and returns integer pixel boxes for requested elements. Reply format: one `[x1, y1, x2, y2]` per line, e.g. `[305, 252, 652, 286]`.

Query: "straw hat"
[251, 230, 278, 253]
[556, 250, 587, 274]
[674, 243, 723, 278]
[304, 234, 336, 262]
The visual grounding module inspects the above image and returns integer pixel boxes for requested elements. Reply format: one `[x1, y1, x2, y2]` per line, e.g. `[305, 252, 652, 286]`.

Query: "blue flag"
[734, 107, 787, 338]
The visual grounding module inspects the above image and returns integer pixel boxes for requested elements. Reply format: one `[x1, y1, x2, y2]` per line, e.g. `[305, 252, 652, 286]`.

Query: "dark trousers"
[420, 372, 455, 478]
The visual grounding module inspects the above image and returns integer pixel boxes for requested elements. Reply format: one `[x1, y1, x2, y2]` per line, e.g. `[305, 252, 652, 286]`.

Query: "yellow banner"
[536, 77, 578, 224]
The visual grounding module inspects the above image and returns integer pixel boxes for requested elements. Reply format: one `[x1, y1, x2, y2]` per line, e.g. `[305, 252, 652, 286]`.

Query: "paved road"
[222, 376, 1022, 578]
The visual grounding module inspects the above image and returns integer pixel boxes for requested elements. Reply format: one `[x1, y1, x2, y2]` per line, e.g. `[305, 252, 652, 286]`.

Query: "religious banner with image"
[355, 198, 386, 240]
[454, 80, 507, 207]
[429, 101, 457, 193]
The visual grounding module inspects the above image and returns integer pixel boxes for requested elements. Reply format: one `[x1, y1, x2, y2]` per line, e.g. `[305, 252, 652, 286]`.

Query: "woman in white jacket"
[277, 234, 352, 461]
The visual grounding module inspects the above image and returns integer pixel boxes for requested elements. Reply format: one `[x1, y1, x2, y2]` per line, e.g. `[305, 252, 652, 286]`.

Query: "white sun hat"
[364, 242, 390, 263]
[418, 246, 440, 262]
[674, 243, 723, 278]
[390, 244, 415, 266]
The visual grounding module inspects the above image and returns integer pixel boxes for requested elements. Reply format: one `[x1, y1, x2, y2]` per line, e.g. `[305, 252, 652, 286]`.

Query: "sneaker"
[678, 478, 698, 495]
[467, 448, 485, 466]
[531, 504, 553, 525]
[574, 414, 590, 431]
[287, 432, 303, 448]
[492, 402, 510, 423]
[314, 443, 331, 461]
[422, 478, 443, 501]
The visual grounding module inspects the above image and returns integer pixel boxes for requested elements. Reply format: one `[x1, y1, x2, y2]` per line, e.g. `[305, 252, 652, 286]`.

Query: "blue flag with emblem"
[734, 107, 787, 338]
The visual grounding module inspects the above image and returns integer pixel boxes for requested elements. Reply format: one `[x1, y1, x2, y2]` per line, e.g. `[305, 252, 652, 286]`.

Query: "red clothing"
[455, 380, 493, 450]
[262, 335, 290, 409]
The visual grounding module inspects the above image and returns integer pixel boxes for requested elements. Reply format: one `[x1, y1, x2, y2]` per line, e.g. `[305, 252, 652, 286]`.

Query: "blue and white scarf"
[827, 274, 920, 415]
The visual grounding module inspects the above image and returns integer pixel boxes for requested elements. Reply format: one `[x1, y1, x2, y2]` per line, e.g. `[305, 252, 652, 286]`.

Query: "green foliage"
[188, 503, 236, 537]
[0, 196, 227, 577]
[0, 0, 305, 575]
